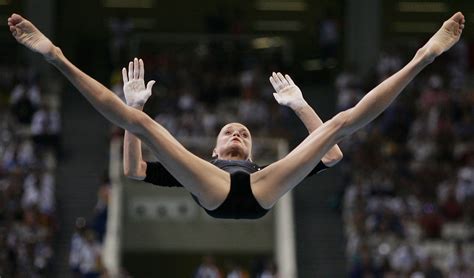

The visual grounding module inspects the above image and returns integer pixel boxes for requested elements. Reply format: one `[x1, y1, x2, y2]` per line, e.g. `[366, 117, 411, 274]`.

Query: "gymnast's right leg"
[8, 13, 230, 209]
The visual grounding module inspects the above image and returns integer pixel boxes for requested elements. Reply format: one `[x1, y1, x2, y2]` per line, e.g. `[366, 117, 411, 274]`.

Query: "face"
[213, 123, 252, 160]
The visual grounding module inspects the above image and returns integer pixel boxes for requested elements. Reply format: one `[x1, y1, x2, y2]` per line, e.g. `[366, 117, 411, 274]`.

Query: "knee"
[330, 110, 352, 139]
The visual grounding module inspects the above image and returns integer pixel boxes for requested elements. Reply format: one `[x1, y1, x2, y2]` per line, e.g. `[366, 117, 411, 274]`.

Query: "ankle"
[45, 46, 62, 63]
[414, 47, 435, 66]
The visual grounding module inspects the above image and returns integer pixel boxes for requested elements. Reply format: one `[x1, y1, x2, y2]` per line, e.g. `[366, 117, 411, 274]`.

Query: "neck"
[218, 152, 246, 161]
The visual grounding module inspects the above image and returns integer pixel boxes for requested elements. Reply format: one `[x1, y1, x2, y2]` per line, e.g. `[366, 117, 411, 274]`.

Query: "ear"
[212, 149, 218, 158]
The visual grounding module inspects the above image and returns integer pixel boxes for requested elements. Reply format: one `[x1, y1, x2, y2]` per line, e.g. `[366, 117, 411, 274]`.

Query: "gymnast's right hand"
[122, 58, 156, 109]
[8, 13, 57, 60]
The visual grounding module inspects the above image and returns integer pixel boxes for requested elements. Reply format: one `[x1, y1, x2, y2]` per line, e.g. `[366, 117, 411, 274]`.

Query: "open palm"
[269, 72, 307, 110]
[122, 58, 155, 109]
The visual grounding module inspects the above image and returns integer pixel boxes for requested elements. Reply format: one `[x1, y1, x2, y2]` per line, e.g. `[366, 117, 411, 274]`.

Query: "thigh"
[134, 114, 230, 210]
[250, 115, 344, 209]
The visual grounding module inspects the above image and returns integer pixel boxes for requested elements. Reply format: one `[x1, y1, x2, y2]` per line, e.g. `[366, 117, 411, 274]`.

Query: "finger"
[133, 58, 139, 79]
[122, 68, 128, 83]
[285, 74, 295, 86]
[128, 61, 133, 81]
[139, 59, 145, 80]
[146, 80, 156, 91]
[277, 72, 289, 86]
[272, 72, 282, 89]
[269, 76, 279, 90]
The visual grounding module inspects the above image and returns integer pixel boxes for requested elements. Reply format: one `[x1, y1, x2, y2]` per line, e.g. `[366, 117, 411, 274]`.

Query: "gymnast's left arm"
[269, 72, 343, 167]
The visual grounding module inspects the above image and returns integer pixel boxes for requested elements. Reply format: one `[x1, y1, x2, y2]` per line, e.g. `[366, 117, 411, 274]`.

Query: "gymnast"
[8, 12, 465, 219]
[121, 58, 342, 219]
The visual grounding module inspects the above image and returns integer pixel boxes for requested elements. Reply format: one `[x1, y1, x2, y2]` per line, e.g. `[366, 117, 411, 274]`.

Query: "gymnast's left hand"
[269, 72, 308, 110]
[122, 58, 155, 109]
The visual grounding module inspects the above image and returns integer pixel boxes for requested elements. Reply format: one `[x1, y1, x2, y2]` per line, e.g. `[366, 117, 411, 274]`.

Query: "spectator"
[421, 256, 443, 278]
[257, 260, 278, 278]
[226, 263, 249, 278]
[447, 241, 472, 273]
[31, 102, 61, 156]
[91, 181, 109, 243]
[77, 229, 103, 278]
[70, 217, 87, 277]
[194, 255, 222, 278]
[9, 83, 40, 125]
[2, 139, 37, 171]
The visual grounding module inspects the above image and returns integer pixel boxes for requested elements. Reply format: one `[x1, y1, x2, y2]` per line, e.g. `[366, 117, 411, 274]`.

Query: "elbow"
[123, 163, 146, 181]
[124, 171, 145, 181]
[334, 149, 344, 163]
[123, 167, 132, 178]
[123, 166, 135, 179]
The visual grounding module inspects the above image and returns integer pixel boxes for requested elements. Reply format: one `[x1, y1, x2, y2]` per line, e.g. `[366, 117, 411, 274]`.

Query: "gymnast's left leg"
[7, 14, 231, 209]
[251, 12, 465, 209]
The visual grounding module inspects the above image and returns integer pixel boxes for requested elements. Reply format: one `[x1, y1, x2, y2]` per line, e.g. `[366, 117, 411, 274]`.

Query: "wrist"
[290, 99, 309, 111]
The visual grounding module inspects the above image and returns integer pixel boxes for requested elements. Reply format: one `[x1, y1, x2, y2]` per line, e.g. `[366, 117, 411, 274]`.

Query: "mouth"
[231, 138, 242, 143]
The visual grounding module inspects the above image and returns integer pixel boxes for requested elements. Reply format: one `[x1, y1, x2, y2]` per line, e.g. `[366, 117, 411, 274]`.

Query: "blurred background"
[1, 0, 474, 277]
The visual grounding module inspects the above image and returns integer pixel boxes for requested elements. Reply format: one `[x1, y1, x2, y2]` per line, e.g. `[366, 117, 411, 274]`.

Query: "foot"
[420, 12, 465, 63]
[8, 14, 56, 60]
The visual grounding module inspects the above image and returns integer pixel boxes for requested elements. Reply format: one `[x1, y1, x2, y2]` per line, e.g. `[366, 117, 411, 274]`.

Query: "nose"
[232, 130, 240, 137]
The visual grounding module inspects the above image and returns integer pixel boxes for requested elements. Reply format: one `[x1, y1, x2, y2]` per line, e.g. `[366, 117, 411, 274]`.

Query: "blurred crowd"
[340, 40, 474, 277]
[110, 40, 295, 141]
[0, 65, 61, 277]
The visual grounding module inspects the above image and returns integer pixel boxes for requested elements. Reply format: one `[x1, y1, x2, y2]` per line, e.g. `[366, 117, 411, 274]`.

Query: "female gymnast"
[8, 12, 465, 219]
[121, 58, 343, 219]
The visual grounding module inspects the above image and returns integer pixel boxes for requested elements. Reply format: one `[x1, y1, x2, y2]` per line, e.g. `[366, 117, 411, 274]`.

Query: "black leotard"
[143, 159, 328, 219]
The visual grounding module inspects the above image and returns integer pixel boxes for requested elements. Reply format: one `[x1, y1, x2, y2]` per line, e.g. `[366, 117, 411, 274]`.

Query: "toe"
[451, 12, 464, 24]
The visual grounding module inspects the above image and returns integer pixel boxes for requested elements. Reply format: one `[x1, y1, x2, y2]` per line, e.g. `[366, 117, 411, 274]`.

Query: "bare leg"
[252, 12, 465, 209]
[8, 14, 229, 209]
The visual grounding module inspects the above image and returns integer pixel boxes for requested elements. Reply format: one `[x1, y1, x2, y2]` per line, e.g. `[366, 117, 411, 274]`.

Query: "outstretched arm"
[122, 58, 155, 180]
[270, 72, 343, 166]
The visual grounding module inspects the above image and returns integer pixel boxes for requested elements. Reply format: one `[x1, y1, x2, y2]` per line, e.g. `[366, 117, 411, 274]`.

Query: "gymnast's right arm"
[120, 58, 183, 188]
[124, 131, 147, 180]
[121, 58, 154, 180]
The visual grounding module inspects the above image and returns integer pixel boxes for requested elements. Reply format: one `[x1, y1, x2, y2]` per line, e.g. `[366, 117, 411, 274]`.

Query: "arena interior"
[1, 0, 474, 277]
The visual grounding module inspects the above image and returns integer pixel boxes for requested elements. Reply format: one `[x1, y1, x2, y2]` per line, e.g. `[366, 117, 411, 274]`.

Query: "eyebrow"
[222, 127, 250, 134]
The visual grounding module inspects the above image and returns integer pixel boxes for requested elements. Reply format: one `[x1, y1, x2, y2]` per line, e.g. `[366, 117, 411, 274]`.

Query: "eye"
[242, 133, 249, 138]
[224, 131, 232, 135]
